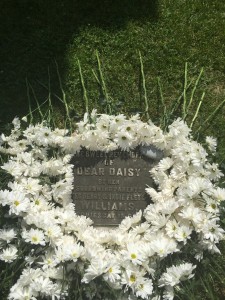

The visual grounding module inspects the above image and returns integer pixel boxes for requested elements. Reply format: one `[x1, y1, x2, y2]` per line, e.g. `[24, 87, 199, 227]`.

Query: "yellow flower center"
[131, 253, 137, 259]
[14, 200, 20, 206]
[35, 199, 40, 205]
[32, 236, 38, 242]
[130, 274, 136, 283]
[211, 203, 216, 209]
[108, 267, 113, 273]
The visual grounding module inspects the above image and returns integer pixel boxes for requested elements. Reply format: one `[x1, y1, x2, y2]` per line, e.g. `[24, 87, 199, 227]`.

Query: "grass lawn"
[0, 0, 225, 299]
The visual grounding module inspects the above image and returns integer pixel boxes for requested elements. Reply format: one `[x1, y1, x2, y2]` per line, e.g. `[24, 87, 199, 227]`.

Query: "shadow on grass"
[0, 0, 159, 124]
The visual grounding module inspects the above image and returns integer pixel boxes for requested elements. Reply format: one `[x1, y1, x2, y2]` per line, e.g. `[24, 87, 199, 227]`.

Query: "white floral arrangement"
[0, 110, 224, 300]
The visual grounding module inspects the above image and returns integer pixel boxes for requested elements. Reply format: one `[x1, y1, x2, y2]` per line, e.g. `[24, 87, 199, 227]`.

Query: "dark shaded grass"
[0, 0, 158, 123]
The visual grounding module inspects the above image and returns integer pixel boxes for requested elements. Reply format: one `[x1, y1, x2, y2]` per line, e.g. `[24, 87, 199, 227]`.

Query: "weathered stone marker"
[72, 147, 161, 226]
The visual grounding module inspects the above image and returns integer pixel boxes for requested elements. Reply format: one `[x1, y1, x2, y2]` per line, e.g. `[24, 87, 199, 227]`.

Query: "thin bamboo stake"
[196, 98, 225, 134]
[190, 91, 205, 128]
[77, 59, 89, 114]
[139, 51, 150, 120]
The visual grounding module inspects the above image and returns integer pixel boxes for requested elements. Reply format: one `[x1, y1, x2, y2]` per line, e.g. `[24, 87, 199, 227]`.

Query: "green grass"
[2, 0, 224, 150]
[65, 1, 225, 125]
[0, 0, 225, 299]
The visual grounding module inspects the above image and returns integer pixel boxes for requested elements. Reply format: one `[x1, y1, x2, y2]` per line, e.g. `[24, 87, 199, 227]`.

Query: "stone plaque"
[72, 147, 158, 226]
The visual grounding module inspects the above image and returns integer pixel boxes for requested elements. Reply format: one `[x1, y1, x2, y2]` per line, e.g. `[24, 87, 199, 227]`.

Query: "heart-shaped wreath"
[0, 111, 224, 300]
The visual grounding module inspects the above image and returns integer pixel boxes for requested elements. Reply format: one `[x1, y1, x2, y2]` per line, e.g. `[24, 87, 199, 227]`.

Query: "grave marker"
[72, 146, 162, 226]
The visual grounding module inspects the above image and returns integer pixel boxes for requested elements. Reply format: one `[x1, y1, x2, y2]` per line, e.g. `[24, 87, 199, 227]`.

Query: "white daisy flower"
[0, 245, 18, 262]
[8, 287, 35, 300]
[103, 264, 121, 283]
[206, 136, 217, 153]
[65, 243, 84, 262]
[82, 259, 109, 283]
[151, 234, 178, 258]
[135, 278, 153, 299]
[159, 263, 196, 287]
[165, 220, 180, 238]
[8, 192, 30, 215]
[114, 131, 134, 150]
[174, 225, 192, 243]
[0, 228, 17, 243]
[30, 276, 58, 297]
[22, 228, 46, 246]
[213, 187, 225, 202]
[121, 243, 145, 265]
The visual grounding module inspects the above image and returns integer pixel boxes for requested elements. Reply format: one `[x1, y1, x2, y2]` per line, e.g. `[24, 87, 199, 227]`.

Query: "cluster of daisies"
[0, 111, 224, 300]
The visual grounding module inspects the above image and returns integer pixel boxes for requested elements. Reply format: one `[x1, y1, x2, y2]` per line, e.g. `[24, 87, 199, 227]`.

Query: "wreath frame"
[0, 111, 224, 300]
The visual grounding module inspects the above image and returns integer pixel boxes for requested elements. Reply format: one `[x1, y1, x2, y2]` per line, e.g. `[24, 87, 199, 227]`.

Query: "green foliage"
[175, 244, 225, 300]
